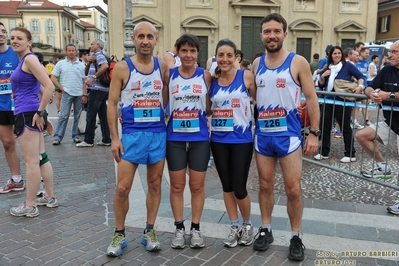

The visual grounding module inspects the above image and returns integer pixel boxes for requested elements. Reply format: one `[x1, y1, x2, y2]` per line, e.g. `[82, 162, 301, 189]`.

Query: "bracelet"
[82, 94, 88, 97]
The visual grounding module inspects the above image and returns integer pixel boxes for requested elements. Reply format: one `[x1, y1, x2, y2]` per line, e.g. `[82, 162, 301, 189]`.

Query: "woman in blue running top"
[165, 34, 212, 249]
[208, 39, 256, 248]
[9, 27, 57, 218]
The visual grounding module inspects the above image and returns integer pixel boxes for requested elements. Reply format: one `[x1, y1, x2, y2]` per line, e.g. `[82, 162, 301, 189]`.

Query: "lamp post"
[124, 0, 135, 58]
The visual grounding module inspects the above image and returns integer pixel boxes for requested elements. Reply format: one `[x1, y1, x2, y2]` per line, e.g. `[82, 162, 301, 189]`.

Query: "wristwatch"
[91, 75, 97, 79]
[36, 110, 48, 117]
[309, 128, 321, 137]
[390, 92, 396, 99]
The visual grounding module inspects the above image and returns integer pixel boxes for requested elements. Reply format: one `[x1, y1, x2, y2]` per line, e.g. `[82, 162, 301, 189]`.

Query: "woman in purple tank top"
[9, 27, 58, 218]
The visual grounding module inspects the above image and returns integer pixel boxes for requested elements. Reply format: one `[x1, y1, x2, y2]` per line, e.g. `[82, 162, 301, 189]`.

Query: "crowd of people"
[0, 11, 398, 263]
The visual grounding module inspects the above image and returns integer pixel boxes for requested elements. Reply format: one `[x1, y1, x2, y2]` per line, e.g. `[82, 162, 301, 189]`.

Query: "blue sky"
[50, 0, 108, 11]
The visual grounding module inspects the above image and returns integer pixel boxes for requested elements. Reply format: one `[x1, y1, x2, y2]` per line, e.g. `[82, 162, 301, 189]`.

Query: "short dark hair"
[359, 47, 369, 54]
[371, 54, 379, 61]
[354, 42, 365, 50]
[343, 48, 353, 59]
[313, 53, 319, 60]
[215, 38, 237, 56]
[175, 34, 200, 53]
[260, 13, 287, 33]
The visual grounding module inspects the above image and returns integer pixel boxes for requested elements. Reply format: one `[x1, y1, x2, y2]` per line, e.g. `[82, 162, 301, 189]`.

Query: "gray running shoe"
[361, 166, 392, 179]
[171, 229, 186, 249]
[36, 196, 58, 208]
[106, 234, 127, 256]
[190, 229, 205, 248]
[0, 179, 25, 193]
[387, 201, 399, 215]
[223, 226, 239, 248]
[141, 229, 161, 251]
[10, 202, 39, 217]
[238, 225, 255, 246]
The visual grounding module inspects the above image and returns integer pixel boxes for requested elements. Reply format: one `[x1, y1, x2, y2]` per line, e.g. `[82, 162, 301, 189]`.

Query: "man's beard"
[265, 42, 283, 54]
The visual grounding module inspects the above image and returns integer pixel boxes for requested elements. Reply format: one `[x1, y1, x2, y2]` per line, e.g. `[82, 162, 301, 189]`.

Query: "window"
[30, 20, 40, 33]
[33, 36, 40, 43]
[9, 19, 16, 31]
[87, 33, 90, 41]
[379, 15, 390, 33]
[46, 20, 55, 33]
[63, 17, 67, 30]
[47, 36, 54, 47]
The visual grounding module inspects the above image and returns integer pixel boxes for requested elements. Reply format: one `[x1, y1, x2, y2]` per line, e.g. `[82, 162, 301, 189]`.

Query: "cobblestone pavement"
[0, 107, 398, 265]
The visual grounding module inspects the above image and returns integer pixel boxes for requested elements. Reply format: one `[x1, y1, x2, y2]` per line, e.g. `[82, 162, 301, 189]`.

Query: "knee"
[2, 137, 15, 151]
[148, 178, 162, 194]
[285, 184, 302, 200]
[355, 130, 367, 144]
[115, 183, 131, 198]
[234, 189, 248, 200]
[259, 179, 273, 194]
[190, 183, 204, 195]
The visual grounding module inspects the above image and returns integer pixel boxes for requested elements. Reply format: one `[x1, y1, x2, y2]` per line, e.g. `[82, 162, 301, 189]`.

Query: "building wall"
[107, 0, 378, 61]
[376, 8, 399, 41]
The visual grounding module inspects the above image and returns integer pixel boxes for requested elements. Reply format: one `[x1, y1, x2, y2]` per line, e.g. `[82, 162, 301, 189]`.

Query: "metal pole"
[123, 0, 135, 58]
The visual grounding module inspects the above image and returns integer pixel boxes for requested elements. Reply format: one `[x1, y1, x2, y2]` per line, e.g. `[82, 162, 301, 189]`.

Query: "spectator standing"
[367, 54, 379, 86]
[0, 22, 24, 194]
[352, 47, 370, 128]
[76, 39, 111, 147]
[51, 43, 86, 145]
[106, 21, 168, 256]
[251, 13, 320, 261]
[309, 53, 319, 74]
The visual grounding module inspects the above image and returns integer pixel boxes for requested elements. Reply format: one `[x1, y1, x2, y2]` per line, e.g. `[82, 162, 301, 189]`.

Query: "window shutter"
[29, 20, 33, 32]
[45, 21, 48, 33]
[37, 21, 41, 33]
[386, 15, 391, 32]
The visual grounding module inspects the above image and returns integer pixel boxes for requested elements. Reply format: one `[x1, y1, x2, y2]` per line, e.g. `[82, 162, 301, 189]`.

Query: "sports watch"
[36, 110, 48, 117]
[309, 128, 321, 137]
[390, 92, 396, 100]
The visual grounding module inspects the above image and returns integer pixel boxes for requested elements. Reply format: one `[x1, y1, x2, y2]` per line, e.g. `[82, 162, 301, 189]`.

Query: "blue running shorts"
[254, 135, 301, 158]
[120, 132, 166, 164]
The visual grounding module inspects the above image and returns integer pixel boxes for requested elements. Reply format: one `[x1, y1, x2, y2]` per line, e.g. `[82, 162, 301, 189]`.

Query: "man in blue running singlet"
[106, 22, 169, 256]
[251, 13, 320, 261]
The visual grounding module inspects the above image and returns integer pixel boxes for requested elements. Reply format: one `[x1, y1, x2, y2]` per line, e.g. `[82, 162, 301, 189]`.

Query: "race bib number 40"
[172, 110, 200, 132]
[212, 109, 233, 132]
[133, 99, 161, 122]
[258, 108, 287, 132]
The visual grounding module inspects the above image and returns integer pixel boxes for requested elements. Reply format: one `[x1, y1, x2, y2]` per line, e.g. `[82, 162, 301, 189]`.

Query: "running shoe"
[10, 202, 39, 217]
[387, 201, 399, 215]
[76, 141, 94, 147]
[288, 235, 306, 261]
[36, 196, 58, 208]
[223, 226, 239, 248]
[141, 229, 161, 251]
[314, 154, 329, 160]
[238, 225, 255, 246]
[353, 122, 364, 129]
[171, 229, 186, 249]
[97, 141, 111, 146]
[73, 137, 81, 143]
[0, 179, 25, 193]
[106, 234, 127, 257]
[361, 166, 392, 179]
[190, 229, 205, 248]
[334, 132, 342, 138]
[253, 227, 274, 251]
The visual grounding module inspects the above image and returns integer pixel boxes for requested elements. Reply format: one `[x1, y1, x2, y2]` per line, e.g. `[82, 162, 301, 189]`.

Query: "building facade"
[0, 0, 106, 61]
[107, 0, 378, 66]
[376, 0, 399, 43]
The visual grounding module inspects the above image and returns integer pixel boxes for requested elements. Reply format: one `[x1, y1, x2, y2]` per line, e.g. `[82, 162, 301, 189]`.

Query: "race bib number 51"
[133, 99, 161, 122]
[258, 108, 287, 132]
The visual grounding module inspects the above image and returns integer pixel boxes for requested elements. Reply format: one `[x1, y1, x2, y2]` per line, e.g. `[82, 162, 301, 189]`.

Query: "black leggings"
[210, 141, 253, 200]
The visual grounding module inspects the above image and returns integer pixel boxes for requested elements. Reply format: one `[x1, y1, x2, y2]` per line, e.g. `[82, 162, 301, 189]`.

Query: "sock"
[114, 228, 125, 236]
[191, 222, 200, 231]
[261, 224, 271, 230]
[174, 220, 185, 230]
[145, 223, 154, 233]
[11, 175, 22, 183]
[291, 231, 303, 239]
[243, 219, 252, 226]
[377, 162, 389, 171]
[230, 219, 240, 228]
